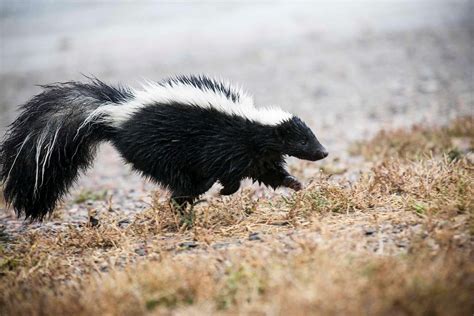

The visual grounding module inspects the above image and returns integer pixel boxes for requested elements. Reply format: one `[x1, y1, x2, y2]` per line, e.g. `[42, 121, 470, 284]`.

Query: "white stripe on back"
[87, 76, 293, 127]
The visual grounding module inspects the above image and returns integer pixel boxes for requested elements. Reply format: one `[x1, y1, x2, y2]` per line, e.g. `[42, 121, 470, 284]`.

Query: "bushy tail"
[0, 79, 132, 220]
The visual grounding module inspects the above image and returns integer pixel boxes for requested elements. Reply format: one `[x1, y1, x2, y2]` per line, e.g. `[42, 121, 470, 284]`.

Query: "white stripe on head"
[92, 76, 293, 127]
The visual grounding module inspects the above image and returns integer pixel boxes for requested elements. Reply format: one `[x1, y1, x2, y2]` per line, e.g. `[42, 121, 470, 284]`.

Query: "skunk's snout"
[311, 147, 328, 161]
[292, 138, 329, 162]
[318, 148, 329, 159]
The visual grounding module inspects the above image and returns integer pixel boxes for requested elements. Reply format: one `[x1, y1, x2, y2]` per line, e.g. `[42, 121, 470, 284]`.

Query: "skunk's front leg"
[281, 175, 302, 191]
[257, 164, 302, 191]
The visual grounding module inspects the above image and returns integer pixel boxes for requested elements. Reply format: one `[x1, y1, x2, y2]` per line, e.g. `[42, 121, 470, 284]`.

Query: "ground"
[0, 2, 473, 315]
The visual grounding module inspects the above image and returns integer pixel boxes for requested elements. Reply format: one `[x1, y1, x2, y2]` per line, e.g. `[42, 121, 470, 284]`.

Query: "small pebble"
[364, 227, 376, 236]
[179, 241, 198, 249]
[212, 242, 233, 250]
[212, 241, 242, 250]
[117, 218, 131, 228]
[396, 241, 408, 248]
[249, 232, 262, 241]
[135, 248, 146, 256]
[99, 263, 109, 272]
[89, 216, 100, 227]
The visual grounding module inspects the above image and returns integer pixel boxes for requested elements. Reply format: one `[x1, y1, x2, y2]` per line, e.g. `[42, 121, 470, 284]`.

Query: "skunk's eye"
[300, 139, 308, 145]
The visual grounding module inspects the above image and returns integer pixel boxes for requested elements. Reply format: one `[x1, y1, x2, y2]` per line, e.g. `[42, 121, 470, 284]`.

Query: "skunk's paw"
[282, 176, 302, 191]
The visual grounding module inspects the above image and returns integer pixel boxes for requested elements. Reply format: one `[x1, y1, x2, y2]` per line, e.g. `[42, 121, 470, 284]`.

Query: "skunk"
[0, 75, 328, 220]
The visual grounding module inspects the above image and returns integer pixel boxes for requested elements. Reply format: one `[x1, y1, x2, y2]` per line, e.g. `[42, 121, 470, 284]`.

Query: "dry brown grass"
[296, 157, 473, 217]
[351, 116, 474, 161]
[2, 240, 472, 316]
[0, 116, 473, 316]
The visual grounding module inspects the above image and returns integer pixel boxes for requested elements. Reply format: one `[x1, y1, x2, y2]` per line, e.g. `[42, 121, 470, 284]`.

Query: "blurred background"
[0, 0, 472, 212]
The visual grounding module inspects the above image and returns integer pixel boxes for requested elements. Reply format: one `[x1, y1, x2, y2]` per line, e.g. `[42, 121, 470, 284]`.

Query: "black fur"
[0, 75, 327, 220]
[0, 79, 132, 220]
[163, 75, 241, 102]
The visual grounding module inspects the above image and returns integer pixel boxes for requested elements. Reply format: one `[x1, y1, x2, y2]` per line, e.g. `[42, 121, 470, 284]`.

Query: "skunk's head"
[275, 117, 328, 161]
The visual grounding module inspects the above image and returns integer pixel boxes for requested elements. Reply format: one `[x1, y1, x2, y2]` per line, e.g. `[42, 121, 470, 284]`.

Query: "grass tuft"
[351, 116, 473, 160]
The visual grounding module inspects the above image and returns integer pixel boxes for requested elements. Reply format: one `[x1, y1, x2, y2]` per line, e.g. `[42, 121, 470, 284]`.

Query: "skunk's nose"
[316, 146, 328, 159]
[310, 148, 328, 161]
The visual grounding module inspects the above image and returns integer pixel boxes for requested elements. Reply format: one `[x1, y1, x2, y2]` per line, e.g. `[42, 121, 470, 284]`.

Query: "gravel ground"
[0, 1, 472, 232]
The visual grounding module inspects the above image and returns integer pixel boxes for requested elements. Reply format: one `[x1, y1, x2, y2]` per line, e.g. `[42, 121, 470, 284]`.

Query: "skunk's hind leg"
[219, 179, 241, 196]
[169, 175, 216, 212]
[170, 193, 196, 210]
